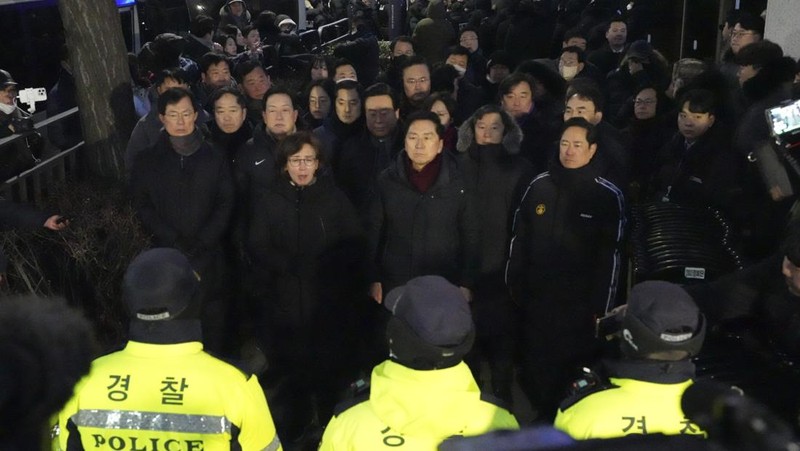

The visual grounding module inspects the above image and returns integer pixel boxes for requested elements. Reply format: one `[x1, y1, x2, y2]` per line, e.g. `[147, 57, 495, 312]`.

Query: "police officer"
[319, 275, 518, 450]
[53, 248, 281, 451]
[554, 280, 707, 439]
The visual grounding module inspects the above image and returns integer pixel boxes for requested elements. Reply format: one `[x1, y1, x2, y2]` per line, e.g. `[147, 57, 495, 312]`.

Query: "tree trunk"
[58, 0, 136, 180]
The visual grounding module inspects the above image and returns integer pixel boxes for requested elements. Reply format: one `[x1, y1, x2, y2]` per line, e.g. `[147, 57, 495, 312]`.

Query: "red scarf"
[407, 153, 442, 193]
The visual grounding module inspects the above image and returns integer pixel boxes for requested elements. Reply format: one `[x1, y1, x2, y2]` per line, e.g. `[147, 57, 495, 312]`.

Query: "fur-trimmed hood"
[456, 109, 524, 155]
[743, 56, 796, 103]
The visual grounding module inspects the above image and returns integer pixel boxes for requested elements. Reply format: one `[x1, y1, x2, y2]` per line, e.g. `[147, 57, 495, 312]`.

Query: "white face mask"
[453, 64, 467, 77]
[0, 101, 15, 115]
[560, 65, 579, 81]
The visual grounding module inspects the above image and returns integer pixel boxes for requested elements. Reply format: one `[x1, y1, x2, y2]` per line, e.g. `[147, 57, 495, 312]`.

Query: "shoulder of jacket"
[559, 371, 620, 412]
[480, 392, 513, 412]
[202, 348, 251, 378]
[332, 391, 370, 417]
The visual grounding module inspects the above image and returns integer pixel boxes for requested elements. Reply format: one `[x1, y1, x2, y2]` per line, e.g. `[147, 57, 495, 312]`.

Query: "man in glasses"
[235, 86, 300, 208]
[729, 12, 764, 57]
[399, 55, 432, 121]
[130, 87, 235, 356]
[719, 12, 764, 89]
[337, 83, 404, 214]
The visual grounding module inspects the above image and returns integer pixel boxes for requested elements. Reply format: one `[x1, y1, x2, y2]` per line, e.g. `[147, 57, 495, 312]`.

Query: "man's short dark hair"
[736, 12, 765, 36]
[235, 60, 266, 82]
[723, 8, 740, 28]
[497, 72, 535, 98]
[334, 79, 364, 101]
[561, 117, 598, 146]
[459, 27, 478, 39]
[735, 40, 784, 68]
[364, 82, 398, 110]
[158, 87, 196, 115]
[561, 46, 586, 64]
[210, 86, 247, 109]
[607, 15, 627, 31]
[333, 58, 355, 74]
[199, 52, 231, 74]
[431, 63, 459, 94]
[405, 110, 445, 139]
[566, 79, 605, 112]
[400, 55, 430, 75]
[153, 69, 186, 89]
[262, 85, 297, 111]
[563, 27, 587, 43]
[190, 14, 215, 38]
[678, 89, 717, 115]
[390, 35, 414, 54]
[448, 46, 470, 58]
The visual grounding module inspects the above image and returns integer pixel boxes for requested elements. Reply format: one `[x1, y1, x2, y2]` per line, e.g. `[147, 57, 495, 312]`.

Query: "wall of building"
[765, 0, 800, 58]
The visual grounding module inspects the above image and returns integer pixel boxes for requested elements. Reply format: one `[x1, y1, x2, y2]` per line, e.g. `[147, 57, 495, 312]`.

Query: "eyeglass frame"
[731, 30, 756, 39]
[287, 156, 318, 167]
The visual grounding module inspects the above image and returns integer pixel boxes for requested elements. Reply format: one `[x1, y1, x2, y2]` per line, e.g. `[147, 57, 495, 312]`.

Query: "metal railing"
[318, 17, 352, 47]
[299, 17, 350, 53]
[0, 107, 83, 205]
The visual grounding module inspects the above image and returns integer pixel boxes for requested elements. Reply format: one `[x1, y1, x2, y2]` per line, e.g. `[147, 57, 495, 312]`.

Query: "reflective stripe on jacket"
[54, 341, 281, 451]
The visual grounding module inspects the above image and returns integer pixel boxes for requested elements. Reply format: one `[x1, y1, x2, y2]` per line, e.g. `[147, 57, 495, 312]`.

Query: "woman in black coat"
[247, 131, 365, 441]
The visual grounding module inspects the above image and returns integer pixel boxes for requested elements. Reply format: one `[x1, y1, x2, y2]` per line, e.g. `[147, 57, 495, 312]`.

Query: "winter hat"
[624, 40, 654, 64]
[621, 281, 706, 359]
[384, 275, 475, 369]
[0, 70, 17, 88]
[276, 14, 297, 30]
[123, 248, 200, 321]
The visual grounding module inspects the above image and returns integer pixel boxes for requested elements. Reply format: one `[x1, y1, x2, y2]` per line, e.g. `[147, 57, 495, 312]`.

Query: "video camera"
[745, 98, 800, 202]
[767, 98, 800, 144]
[16, 87, 47, 114]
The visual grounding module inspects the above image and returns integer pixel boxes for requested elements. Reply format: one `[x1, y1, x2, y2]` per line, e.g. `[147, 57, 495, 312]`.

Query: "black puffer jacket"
[234, 123, 281, 211]
[456, 111, 534, 278]
[652, 124, 740, 216]
[367, 152, 479, 291]
[131, 132, 235, 260]
[336, 128, 404, 214]
[248, 174, 364, 327]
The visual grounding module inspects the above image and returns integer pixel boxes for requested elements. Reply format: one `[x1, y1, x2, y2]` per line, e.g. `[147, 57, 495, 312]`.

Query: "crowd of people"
[3, 0, 800, 449]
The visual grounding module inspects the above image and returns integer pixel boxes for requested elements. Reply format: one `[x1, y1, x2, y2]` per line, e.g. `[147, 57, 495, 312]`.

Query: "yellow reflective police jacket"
[554, 374, 706, 440]
[319, 360, 519, 450]
[53, 341, 281, 451]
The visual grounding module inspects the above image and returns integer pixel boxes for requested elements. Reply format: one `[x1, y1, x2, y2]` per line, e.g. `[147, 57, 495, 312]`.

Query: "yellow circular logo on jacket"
[536, 204, 546, 215]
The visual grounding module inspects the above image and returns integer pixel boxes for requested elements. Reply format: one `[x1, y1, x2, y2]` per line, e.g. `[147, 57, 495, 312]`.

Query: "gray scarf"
[170, 129, 203, 156]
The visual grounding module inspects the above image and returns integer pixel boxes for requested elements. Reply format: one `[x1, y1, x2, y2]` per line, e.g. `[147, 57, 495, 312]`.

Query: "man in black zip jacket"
[506, 117, 625, 421]
[130, 87, 235, 356]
